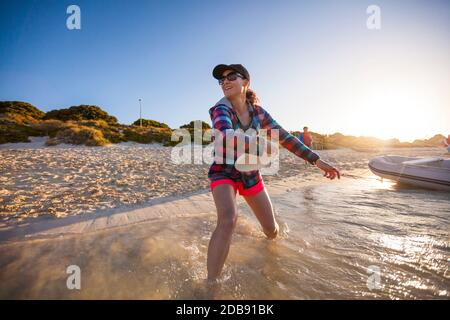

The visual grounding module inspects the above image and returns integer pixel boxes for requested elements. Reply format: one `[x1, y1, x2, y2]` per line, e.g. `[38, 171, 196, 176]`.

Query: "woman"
[207, 64, 340, 281]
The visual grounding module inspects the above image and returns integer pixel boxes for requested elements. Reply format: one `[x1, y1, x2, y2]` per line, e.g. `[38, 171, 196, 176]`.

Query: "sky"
[0, 0, 449, 142]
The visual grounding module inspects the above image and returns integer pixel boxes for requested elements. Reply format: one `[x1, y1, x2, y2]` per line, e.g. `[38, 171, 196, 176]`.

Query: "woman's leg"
[243, 188, 279, 239]
[207, 183, 238, 281]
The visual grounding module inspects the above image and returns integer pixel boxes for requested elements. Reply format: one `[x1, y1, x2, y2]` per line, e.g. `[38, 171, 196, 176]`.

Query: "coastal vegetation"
[0, 101, 446, 149]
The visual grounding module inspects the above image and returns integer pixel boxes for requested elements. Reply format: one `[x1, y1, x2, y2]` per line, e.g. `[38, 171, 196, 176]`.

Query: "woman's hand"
[315, 159, 340, 180]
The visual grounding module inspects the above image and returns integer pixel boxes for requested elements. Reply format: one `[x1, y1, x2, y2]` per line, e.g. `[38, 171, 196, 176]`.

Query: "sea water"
[0, 170, 448, 299]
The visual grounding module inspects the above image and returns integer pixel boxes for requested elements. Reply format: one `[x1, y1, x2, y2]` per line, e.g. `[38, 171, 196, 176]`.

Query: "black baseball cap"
[212, 64, 250, 81]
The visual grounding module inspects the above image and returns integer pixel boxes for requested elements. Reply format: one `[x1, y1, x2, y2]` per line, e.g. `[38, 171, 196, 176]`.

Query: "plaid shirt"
[208, 97, 320, 189]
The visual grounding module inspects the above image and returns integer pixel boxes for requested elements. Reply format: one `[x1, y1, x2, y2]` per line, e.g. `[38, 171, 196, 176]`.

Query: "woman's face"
[220, 69, 248, 99]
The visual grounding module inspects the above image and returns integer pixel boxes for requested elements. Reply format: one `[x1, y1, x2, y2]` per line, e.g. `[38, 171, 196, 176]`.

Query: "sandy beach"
[1, 136, 444, 224]
[0, 141, 449, 299]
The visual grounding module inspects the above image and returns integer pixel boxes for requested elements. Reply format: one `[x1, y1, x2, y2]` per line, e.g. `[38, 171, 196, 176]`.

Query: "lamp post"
[138, 98, 142, 127]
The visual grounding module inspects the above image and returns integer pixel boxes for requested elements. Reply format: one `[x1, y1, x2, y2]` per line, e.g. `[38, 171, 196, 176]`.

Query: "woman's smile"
[222, 83, 238, 96]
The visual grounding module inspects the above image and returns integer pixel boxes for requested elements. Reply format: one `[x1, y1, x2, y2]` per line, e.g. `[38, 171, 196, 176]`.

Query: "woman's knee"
[216, 209, 238, 233]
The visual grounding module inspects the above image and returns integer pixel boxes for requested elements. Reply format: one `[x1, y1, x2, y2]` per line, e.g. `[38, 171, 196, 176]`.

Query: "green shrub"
[101, 126, 127, 143]
[0, 101, 45, 120]
[0, 112, 41, 125]
[71, 120, 128, 143]
[0, 124, 30, 143]
[45, 125, 109, 146]
[178, 120, 211, 145]
[31, 120, 70, 138]
[123, 126, 175, 146]
[180, 120, 211, 130]
[44, 105, 118, 124]
[132, 118, 170, 129]
[78, 119, 109, 128]
[0, 123, 43, 144]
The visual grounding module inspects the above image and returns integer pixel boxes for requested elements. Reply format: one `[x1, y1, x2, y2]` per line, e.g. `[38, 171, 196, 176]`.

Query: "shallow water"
[0, 171, 448, 299]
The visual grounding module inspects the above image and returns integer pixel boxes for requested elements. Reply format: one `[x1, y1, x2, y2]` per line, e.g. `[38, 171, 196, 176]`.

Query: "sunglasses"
[218, 72, 245, 85]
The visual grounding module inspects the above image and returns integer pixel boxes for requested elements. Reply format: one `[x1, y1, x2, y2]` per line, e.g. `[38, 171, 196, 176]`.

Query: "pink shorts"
[210, 179, 265, 196]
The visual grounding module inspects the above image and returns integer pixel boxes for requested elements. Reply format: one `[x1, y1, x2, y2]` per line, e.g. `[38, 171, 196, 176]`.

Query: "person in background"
[298, 127, 314, 165]
[444, 134, 450, 153]
[298, 126, 313, 149]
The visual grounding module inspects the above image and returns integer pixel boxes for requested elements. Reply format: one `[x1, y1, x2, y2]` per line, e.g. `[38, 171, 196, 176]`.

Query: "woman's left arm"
[259, 107, 340, 179]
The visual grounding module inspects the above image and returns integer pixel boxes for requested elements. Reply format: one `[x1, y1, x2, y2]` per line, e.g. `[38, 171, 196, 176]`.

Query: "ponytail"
[246, 88, 260, 105]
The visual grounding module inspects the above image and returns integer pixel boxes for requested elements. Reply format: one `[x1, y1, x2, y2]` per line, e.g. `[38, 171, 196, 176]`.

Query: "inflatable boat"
[368, 156, 450, 191]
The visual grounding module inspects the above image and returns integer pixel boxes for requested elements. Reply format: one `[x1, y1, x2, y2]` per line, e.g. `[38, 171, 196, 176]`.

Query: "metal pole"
[139, 99, 142, 127]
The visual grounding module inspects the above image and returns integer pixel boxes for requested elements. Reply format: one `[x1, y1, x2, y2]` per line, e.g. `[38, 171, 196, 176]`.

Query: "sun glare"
[350, 83, 437, 142]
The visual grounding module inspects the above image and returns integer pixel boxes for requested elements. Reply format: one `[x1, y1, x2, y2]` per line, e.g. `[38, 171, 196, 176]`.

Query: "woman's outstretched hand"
[315, 159, 340, 180]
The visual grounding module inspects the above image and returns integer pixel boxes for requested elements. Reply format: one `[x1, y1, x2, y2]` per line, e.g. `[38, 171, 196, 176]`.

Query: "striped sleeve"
[259, 106, 320, 165]
[209, 105, 234, 132]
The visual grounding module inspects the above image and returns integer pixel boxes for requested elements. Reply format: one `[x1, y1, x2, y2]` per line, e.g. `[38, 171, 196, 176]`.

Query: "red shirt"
[302, 132, 313, 147]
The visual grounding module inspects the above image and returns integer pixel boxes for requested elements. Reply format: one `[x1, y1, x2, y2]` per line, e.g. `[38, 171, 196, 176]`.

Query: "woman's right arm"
[258, 107, 319, 165]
